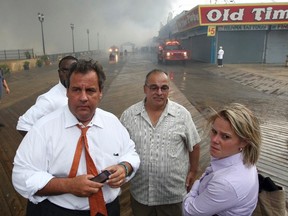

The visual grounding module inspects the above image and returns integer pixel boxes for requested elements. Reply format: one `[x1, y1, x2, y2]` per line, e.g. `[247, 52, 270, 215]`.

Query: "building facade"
[158, 3, 288, 64]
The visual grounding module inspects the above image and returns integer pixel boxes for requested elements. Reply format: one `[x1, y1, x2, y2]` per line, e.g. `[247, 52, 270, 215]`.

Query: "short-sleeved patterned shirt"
[120, 99, 201, 205]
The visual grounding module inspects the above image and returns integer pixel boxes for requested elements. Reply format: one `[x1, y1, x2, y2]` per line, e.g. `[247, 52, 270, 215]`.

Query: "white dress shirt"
[12, 105, 140, 210]
[16, 81, 67, 131]
[183, 153, 258, 216]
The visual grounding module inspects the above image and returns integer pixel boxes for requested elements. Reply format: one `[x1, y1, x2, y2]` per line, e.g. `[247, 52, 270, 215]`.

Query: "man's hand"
[69, 175, 104, 197]
[185, 170, 197, 192]
[105, 164, 127, 188]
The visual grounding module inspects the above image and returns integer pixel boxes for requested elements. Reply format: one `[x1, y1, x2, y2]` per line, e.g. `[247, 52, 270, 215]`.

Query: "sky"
[0, 0, 286, 55]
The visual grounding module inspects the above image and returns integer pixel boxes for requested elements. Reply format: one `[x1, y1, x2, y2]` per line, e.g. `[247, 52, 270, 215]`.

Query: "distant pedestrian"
[0, 67, 10, 127]
[217, 46, 224, 67]
[0, 67, 10, 103]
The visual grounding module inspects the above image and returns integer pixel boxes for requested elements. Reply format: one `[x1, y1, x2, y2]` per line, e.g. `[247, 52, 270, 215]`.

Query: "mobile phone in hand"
[90, 170, 111, 183]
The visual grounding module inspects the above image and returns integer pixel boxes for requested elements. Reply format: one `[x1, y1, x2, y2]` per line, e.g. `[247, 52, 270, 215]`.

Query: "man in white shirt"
[217, 46, 224, 67]
[16, 55, 78, 136]
[12, 59, 140, 216]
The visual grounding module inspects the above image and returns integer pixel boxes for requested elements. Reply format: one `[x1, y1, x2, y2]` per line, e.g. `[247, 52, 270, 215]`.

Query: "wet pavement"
[210, 63, 288, 99]
[163, 61, 288, 122]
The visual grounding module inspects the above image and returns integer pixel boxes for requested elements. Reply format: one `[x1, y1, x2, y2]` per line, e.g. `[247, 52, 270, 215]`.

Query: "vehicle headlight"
[109, 49, 112, 52]
[183, 52, 187, 57]
[166, 52, 171, 57]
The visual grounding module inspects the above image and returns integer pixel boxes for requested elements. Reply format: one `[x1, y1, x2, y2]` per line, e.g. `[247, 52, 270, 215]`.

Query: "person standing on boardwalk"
[0, 67, 10, 127]
[12, 59, 140, 216]
[120, 69, 201, 216]
[0, 67, 10, 102]
[217, 46, 224, 67]
[183, 103, 261, 216]
[16, 55, 78, 136]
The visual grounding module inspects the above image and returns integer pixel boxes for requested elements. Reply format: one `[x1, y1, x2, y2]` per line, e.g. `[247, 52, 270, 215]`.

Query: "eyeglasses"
[145, 83, 169, 92]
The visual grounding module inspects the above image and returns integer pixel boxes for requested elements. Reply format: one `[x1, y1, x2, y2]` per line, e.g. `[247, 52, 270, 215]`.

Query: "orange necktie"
[69, 126, 108, 216]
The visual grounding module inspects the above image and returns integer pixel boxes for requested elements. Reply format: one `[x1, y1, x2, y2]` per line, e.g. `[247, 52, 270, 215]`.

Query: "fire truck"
[157, 40, 189, 64]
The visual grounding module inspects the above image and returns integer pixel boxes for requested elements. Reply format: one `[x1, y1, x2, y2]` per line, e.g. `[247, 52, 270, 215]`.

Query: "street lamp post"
[97, 32, 99, 51]
[87, 29, 90, 51]
[38, 13, 46, 55]
[70, 23, 75, 53]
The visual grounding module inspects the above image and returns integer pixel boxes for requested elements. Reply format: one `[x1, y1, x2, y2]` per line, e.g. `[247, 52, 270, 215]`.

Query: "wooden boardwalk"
[1, 55, 287, 215]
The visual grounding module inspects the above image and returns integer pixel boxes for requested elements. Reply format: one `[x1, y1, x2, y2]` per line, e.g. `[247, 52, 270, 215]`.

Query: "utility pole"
[87, 29, 90, 51]
[97, 32, 99, 51]
[70, 23, 75, 53]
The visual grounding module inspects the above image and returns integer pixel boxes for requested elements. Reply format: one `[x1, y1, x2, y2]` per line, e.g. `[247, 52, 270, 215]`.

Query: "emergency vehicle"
[157, 40, 189, 64]
[109, 45, 119, 61]
[109, 45, 119, 55]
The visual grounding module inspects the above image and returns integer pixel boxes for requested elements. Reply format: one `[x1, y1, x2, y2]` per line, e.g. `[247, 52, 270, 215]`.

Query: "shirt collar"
[211, 153, 244, 172]
[64, 106, 104, 129]
[58, 80, 66, 91]
[134, 98, 176, 117]
[166, 99, 177, 117]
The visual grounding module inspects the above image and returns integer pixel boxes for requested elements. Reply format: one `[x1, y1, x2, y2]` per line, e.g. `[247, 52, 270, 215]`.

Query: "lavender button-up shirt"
[183, 153, 258, 216]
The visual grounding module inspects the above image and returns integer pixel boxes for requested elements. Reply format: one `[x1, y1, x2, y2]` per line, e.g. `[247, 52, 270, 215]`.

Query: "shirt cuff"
[26, 172, 54, 203]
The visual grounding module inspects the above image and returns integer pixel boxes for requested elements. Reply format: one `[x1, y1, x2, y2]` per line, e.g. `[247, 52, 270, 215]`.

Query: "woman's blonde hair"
[208, 103, 261, 166]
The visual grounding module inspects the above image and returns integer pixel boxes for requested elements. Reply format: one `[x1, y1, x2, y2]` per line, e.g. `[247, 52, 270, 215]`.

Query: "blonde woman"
[183, 103, 261, 216]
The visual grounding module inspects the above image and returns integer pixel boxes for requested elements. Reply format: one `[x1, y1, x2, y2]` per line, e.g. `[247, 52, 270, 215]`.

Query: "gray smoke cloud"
[2, 0, 281, 55]
[0, 0, 174, 55]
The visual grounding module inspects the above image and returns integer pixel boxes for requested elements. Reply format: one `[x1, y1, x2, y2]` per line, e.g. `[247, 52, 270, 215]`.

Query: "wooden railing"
[0, 49, 34, 60]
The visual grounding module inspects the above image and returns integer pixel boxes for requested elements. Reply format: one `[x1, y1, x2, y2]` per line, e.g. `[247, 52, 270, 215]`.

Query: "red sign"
[177, 6, 200, 32]
[199, 4, 288, 25]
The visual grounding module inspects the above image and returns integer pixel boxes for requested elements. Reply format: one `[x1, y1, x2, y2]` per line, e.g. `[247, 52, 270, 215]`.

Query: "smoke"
[0, 0, 174, 55]
[2, 0, 281, 55]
